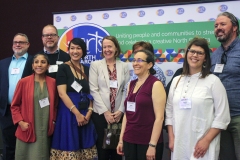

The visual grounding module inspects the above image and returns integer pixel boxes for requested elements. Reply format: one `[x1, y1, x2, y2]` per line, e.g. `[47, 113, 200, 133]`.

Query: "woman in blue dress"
[50, 38, 97, 160]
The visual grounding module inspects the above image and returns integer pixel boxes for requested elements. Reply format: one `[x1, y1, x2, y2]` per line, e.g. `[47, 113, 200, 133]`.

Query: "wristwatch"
[149, 143, 156, 147]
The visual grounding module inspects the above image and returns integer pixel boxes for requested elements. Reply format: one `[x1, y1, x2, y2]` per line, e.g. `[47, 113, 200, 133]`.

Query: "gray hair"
[14, 33, 29, 42]
[217, 12, 239, 36]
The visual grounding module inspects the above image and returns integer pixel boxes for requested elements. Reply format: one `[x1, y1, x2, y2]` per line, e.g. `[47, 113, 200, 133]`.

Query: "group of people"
[0, 11, 239, 160]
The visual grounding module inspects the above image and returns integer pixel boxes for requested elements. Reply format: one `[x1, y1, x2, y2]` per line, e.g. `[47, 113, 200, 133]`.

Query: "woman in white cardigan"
[165, 37, 230, 160]
[89, 36, 129, 160]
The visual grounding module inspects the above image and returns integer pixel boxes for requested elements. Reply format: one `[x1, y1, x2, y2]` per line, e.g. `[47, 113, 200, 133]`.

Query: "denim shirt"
[211, 37, 240, 117]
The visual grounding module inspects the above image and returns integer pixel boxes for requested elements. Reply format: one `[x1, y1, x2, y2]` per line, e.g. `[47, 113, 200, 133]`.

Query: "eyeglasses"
[188, 49, 205, 57]
[132, 58, 147, 63]
[42, 34, 58, 38]
[221, 51, 227, 64]
[13, 41, 28, 45]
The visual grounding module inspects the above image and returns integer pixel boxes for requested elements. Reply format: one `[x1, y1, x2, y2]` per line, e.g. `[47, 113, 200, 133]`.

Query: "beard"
[215, 27, 234, 43]
[13, 49, 27, 57]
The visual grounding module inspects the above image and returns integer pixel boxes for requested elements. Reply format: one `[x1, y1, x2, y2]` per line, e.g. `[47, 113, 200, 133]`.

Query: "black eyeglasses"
[132, 59, 147, 63]
[13, 41, 28, 45]
[42, 34, 58, 38]
[221, 51, 227, 65]
[188, 49, 205, 57]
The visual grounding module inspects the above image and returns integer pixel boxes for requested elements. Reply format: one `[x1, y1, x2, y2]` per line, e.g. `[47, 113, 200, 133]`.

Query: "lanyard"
[126, 76, 149, 103]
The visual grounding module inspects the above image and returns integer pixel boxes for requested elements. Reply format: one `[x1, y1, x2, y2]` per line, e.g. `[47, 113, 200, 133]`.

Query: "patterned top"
[107, 64, 117, 112]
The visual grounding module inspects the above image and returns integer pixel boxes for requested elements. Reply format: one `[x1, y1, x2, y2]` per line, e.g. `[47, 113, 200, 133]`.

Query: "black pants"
[92, 112, 122, 160]
[0, 106, 17, 160]
[123, 141, 164, 160]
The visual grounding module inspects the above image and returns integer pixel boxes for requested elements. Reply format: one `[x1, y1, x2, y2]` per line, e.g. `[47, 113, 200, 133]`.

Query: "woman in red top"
[11, 53, 58, 160]
[117, 50, 166, 160]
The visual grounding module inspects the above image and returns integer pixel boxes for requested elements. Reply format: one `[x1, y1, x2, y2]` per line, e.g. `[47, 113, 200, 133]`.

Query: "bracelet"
[149, 143, 156, 148]
[88, 107, 93, 111]
[118, 142, 123, 144]
[70, 105, 76, 112]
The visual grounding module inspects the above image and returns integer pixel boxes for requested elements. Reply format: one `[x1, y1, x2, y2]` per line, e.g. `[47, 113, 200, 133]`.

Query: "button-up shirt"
[8, 53, 28, 104]
[211, 37, 240, 117]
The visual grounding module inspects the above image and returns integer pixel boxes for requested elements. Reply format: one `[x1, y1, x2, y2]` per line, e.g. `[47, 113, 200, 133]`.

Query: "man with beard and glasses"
[37, 24, 70, 79]
[0, 33, 33, 160]
[211, 12, 240, 160]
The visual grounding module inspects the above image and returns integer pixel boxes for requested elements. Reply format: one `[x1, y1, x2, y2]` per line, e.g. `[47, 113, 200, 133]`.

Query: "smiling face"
[187, 45, 206, 74]
[214, 15, 237, 44]
[132, 51, 152, 76]
[32, 55, 49, 75]
[69, 43, 83, 62]
[102, 39, 117, 61]
[42, 26, 59, 51]
[12, 35, 30, 58]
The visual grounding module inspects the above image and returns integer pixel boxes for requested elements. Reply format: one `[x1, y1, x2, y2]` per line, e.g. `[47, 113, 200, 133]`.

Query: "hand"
[104, 111, 115, 124]
[194, 138, 210, 158]
[116, 143, 124, 155]
[112, 111, 123, 123]
[18, 121, 29, 131]
[146, 146, 156, 160]
[75, 113, 87, 126]
[169, 136, 174, 152]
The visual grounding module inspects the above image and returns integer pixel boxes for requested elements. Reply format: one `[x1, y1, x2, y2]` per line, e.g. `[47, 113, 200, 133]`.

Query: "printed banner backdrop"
[53, 1, 240, 84]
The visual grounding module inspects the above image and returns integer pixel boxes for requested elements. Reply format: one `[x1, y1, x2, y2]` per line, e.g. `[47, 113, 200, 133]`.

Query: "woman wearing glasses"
[165, 37, 230, 159]
[117, 50, 166, 160]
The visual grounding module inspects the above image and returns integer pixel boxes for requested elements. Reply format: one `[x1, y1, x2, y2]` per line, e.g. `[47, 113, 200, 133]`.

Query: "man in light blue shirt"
[0, 33, 33, 160]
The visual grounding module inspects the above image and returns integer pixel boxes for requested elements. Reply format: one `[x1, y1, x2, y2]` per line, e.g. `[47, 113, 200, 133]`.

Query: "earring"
[203, 63, 206, 68]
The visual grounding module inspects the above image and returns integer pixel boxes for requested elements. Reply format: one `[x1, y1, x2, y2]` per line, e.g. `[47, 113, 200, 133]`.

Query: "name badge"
[213, 64, 224, 73]
[56, 61, 63, 65]
[39, 97, 50, 108]
[11, 68, 20, 74]
[48, 65, 58, 73]
[71, 81, 82, 92]
[109, 80, 118, 88]
[127, 101, 136, 112]
[179, 98, 191, 109]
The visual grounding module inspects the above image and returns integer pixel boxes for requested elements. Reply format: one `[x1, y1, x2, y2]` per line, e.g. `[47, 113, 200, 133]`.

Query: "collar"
[44, 47, 60, 54]
[12, 53, 28, 60]
[221, 37, 239, 52]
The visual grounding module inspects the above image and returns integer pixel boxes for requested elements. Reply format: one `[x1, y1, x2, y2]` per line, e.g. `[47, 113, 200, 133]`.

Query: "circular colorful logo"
[176, 8, 184, 15]
[219, 5, 228, 12]
[55, 16, 61, 22]
[102, 13, 109, 19]
[58, 23, 110, 65]
[120, 12, 127, 18]
[167, 21, 174, 24]
[129, 23, 136, 26]
[197, 6, 206, 13]
[187, 19, 194, 22]
[156, 9, 164, 16]
[70, 15, 77, 21]
[165, 70, 174, 76]
[208, 18, 215, 21]
[148, 22, 154, 25]
[86, 14, 92, 20]
[138, 10, 145, 17]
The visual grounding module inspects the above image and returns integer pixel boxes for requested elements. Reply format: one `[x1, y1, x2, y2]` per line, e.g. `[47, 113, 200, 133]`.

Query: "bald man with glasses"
[37, 24, 70, 79]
